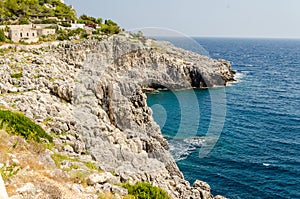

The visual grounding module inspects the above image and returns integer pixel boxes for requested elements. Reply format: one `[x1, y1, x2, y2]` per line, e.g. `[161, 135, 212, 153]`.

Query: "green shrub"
[122, 182, 170, 199]
[78, 14, 102, 25]
[84, 161, 101, 172]
[68, 28, 84, 37]
[92, 29, 100, 35]
[19, 17, 30, 24]
[99, 19, 121, 35]
[80, 33, 89, 39]
[0, 163, 20, 180]
[100, 24, 120, 34]
[38, 19, 58, 24]
[0, 29, 5, 42]
[57, 33, 68, 41]
[10, 72, 22, 79]
[51, 153, 69, 166]
[0, 110, 53, 143]
[61, 22, 71, 27]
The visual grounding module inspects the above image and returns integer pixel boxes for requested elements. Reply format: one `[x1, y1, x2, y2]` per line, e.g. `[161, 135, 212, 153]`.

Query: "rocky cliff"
[0, 34, 235, 199]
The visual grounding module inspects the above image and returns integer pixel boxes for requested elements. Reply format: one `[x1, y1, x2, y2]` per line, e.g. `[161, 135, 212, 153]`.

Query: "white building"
[71, 23, 85, 29]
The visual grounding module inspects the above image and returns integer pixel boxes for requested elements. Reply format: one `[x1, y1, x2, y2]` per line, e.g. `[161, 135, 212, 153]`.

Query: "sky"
[65, 0, 300, 38]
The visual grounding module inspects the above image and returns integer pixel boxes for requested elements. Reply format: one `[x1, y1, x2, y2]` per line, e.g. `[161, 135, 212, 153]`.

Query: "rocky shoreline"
[0, 34, 235, 198]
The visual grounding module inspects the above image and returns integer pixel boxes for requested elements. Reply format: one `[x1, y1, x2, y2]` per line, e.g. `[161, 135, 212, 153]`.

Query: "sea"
[146, 38, 300, 199]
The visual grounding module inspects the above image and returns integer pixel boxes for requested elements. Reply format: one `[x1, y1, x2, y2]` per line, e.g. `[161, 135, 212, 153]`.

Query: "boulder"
[193, 180, 211, 191]
[111, 185, 128, 195]
[87, 172, 114, 185]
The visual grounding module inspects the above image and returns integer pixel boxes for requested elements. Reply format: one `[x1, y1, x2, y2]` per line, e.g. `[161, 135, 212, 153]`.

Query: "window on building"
[32, 33, 35, 36]
[20, 33, 22, 37]
[27, 33, 29, 37]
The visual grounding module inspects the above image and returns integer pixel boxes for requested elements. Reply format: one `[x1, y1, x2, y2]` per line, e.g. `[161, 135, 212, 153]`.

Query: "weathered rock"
[87, 172, 114, 185]
[72, 140, 86, 154]
[51, 83, 73, 103]
[111, 185, 128, 195]
[0, 34, 235, 199]
[0, 174, 9, 199]
[12, 183, 46, 199]
[64, 145, 74, 153]
[193, 180, 211, 191]
[194, 180, 212, 199]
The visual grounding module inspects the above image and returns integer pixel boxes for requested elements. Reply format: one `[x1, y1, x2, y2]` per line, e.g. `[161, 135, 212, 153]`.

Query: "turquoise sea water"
[147, 38, 300, 199]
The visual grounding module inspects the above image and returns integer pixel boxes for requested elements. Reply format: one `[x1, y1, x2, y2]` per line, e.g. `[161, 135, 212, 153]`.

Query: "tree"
[100, 19, 120, 34]
[105, 19, 117, 26]
[100, 23, 120, 34]
[5, 0, 18, 16]
[19, 17, 30, 25]
[96, 18, 102, 25]
[78, 14, 97, 24]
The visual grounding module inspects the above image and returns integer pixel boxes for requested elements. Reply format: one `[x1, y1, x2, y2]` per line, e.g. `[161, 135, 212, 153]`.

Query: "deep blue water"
[147, 38, 300, 199]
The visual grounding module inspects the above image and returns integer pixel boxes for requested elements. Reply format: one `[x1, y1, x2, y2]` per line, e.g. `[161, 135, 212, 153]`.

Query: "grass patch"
[122, 182, 170, 199]
[84, 161, 101, 172]
[0, 110, 53, 143]
[50, 153, 70, 166]
[51, 153, 101, 172]
[0, 163, 20, 180]
[70, 170, 89, 186]
[10, 72, 23, 79]
[42, 116, 53, 125]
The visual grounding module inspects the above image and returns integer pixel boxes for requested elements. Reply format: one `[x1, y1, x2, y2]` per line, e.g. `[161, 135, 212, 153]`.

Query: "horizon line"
[150, 35, 300, 40]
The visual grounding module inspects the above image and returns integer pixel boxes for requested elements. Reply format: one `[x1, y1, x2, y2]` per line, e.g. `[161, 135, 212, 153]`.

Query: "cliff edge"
[0, 34, 234, 198]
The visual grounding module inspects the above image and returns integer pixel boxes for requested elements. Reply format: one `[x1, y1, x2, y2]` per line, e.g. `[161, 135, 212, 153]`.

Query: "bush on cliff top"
[0, 109, 53, 143]
[0, 29, 6, 42]
[122, 182, 170, 199]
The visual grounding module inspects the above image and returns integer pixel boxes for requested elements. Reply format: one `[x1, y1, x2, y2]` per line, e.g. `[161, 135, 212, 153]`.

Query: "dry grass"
[98, 193, 136, 199]
[0, 129, 88, 198]
[0, 129, 130, 199]
[98, 192, 117, 199]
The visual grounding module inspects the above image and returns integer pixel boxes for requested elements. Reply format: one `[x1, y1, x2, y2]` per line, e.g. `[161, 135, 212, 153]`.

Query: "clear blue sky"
[65, 0, 300, 38]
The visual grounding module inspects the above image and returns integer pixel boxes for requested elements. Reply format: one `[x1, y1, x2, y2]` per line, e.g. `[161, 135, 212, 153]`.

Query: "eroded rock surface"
[0, 34, 233, 199]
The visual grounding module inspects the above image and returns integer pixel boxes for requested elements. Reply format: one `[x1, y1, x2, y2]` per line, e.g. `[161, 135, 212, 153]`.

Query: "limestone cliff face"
[0, 34, 234, 199]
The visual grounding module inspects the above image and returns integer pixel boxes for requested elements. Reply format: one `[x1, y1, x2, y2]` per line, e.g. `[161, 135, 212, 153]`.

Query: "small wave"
[183, 136, 206, 147]
[234, 72, 246, 82]
[263, 163, 271, 167]
[167, 136, 206, 161]
[168, 139, 196, 161]
[227, 72, 245, 86]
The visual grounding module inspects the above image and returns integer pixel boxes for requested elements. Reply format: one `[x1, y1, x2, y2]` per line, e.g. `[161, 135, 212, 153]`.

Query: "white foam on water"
[183, 136, 206, 147]
[168, 139, 195, 161]
[168, 136, 206, 161]
[227, 72, 246, 86]
[263, 163, 270, 167]
[234, 72, 246, 80]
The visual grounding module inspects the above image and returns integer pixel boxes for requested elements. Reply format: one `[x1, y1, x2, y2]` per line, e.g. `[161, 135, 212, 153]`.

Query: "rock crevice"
[0, 34, 234, 199]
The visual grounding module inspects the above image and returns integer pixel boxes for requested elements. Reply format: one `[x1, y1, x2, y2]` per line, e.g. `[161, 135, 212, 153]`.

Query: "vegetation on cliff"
[0, 29, 5, 42]
[122, 182, 170, 199]
[0, 0, 121, 43]
[0, 109, 53, 143]
[0, 0, 76, 24]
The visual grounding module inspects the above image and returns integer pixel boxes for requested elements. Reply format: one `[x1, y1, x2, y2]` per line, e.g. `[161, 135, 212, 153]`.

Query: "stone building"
[8, 24, 56, 43]
[9, 25, 38, 42]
